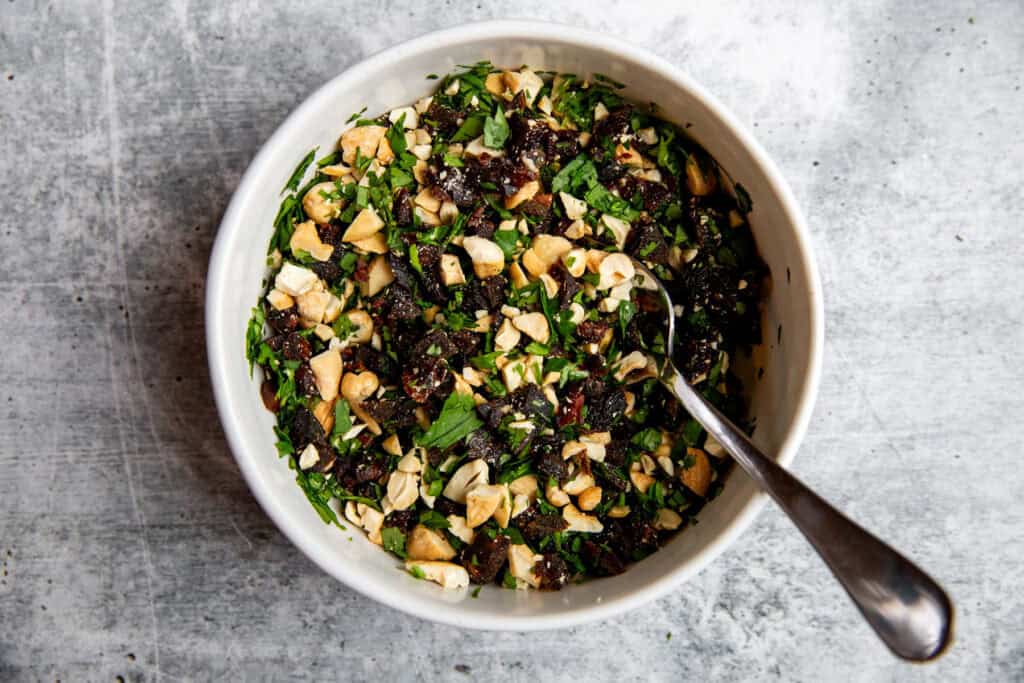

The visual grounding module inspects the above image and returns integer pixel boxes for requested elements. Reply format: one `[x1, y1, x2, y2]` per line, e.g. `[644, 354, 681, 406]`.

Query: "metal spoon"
[632, 259, 954, 662]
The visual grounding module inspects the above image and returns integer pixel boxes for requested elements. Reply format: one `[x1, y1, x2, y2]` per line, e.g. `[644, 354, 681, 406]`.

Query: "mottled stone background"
[1, 0, 1021, 680]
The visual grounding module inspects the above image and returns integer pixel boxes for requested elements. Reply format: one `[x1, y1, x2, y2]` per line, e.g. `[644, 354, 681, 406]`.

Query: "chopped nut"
[405, 560, 469, 589]
[685, 155, 714, 196]
[614, 143, 645, 168]
[545, 479, 570, 507]
[508, 474, 539, 497]
[564, 219, 590, 240]
[439, 254, 466, 286]
[360, 254, 394, 297]
[494, 317, 521, 352]
[406, 524, 456, 561]
[361, 506, 385, 545]
[309, 348, 342, 401]
[340, 370, 380, 432]
[341, 309, 374, 345]
[559, 192, 587, 220]
[320, 163, 352, 178]
[387, 470, 420, 511]
[351, 232, 389, 254]
[396, 452, 422, 473]
[502, 68, 544, 105]
[313, 323, 334, 341]
[599, 214, 631, 248]
[680, 447, 713, 496]
[312, 398, 336, 433]
[388, 106, 418, 129]
[414, 206, 440, 226]
[412, 159, 429, 184]
[414, 187, 442, 213]
[563, 472, 595, 496]
[597, 252, 635, 290]
[511, 493, 531, 518]
[657, 455, 675, 477]
[654, 508, 683, 531]
[521, 248, 546, 278]
[485, 72, 505, 96]
[577, 486, 602, 511]
[339, 124, 387, 165]
[703, 434, 726, 458]
[538, 273, 559, 298]
[501, 358, 527, 393]
[512, 312, 550, 344]
[629, 468, 656, 494]
[466, 484, 506, 528]
[381, 434, 402, 456]
[464, 135, 504, 159]
[562, 503, 604, 533]
[344, 501, 364, 527]
[375, 136, 395, 165]
[509, 261, 530, 289]
[608, 505, 631, 519]
[274, 262, 319, 297]
[442, 459, 489, 503]
[531, 234, 573, 268]
[446, 515, 475, 544]
[292, 218, 336, 262]
[298, 443, 319, 470]
[439, 201, 459, 225]
[636, 127, 658, 145]
[296, 289, 330, 323]
[612, 350, 653, 382]
[562, 248, 587, 278]
[266, 289, 294, 311]
[462, 236, 505, 279]
[507, 543, 542, 588]
[492, 484, 512, 527]
[504, 180, 540, 209]
[342, 207, 385, 242]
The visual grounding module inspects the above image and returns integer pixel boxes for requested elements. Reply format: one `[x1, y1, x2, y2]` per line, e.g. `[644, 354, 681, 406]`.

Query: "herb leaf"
[282, 148, 317, 194]
[483, 107, 510, 149]
[452, 112, 486, 142]
[418, 392, 483, 449]
[381, 527, 407, 558]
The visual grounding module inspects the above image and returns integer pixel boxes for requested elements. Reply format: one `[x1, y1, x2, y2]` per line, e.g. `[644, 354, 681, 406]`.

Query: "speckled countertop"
[1, 1, 1021, 680]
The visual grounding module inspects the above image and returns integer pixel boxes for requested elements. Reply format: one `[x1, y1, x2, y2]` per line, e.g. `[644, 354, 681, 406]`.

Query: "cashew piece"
[302, 183, 345, 225]
[405, 560, 469, 589]
[442, 459, 489, 504]
[341, 371, 381, 435]
[406, 524, 456, 561]
[462, 236, 505, 279]
[309, 348, 343, 401]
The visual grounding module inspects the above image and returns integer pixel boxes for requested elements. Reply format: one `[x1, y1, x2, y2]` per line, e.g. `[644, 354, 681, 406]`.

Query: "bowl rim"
[205, 19, 825, 630]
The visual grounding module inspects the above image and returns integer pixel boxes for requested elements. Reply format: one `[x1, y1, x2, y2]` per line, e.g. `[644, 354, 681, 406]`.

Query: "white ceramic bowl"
[206, 20, 824, 630]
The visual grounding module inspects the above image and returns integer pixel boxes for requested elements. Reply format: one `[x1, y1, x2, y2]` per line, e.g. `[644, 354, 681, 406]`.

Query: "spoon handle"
[663, 369, 954, 661]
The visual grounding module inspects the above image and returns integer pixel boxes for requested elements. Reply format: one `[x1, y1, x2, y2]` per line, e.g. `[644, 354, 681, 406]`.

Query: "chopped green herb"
[418, 393, 484, 449]
[381, 527, 407, 558]
[483, 106, 510, 149]
[282, 148, 317, 194]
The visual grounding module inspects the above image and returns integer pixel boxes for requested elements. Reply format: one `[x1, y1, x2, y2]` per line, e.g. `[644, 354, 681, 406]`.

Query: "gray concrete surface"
[1, 1, 1021, 680]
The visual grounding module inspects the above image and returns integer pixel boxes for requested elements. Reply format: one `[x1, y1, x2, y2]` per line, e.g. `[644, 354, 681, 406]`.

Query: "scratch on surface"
[102, 0, 163, 679]
[170, 0, 233, 192]
[697, 568, 724, 627]
[832, 344, 906, 462]
[230, 519, 254, 551]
